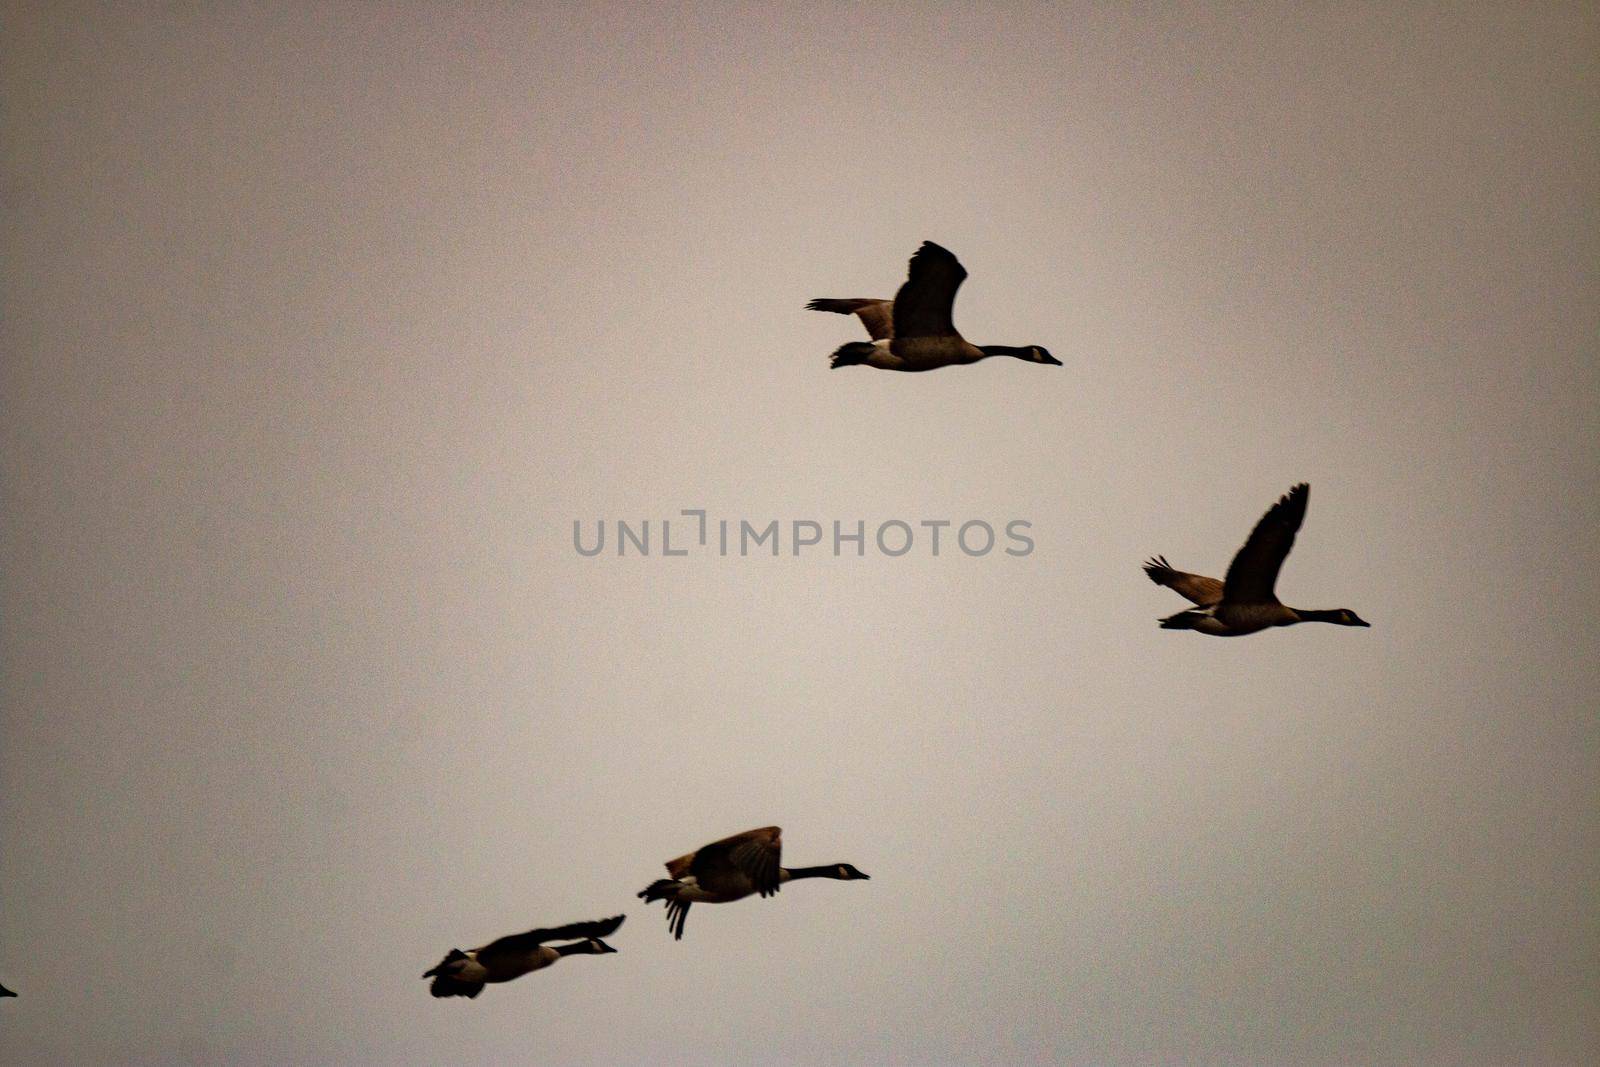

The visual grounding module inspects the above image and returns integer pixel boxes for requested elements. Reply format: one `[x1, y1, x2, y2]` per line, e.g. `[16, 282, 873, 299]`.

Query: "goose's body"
[1157, 599, 1306, 637]
[638, 826, 869, 940]
[422, 914, 623, 999]
[831, 336, 989, 372]
[808, 242, 1060, 372]
[1144, 484, 1369, 637]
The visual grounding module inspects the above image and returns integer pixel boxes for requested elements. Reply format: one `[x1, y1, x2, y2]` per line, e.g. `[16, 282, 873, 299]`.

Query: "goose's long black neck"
[1296, 609, 1343, 624]
[554, 941, 597, 956]
[978, 344, 1031, 358]
[781, 865, 842, 881]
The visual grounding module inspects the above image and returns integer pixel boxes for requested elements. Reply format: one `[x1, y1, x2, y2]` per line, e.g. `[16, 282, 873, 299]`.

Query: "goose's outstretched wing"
[1143, 556, 1224, 606]
[806, 298, 894, 340]
[475, 914, 626, 957]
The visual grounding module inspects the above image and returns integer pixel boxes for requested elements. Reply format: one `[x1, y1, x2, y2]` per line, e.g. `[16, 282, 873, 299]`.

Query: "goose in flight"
[0, 983, 14, 998]
[423, 914, 624, 999]
[638, 826, 869, 940]
[1144, 483, 1370, 636]
[807, 241, 1061, 371]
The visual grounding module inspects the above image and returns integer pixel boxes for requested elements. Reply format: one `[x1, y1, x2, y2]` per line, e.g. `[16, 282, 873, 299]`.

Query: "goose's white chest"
[674, 876, 729, 903]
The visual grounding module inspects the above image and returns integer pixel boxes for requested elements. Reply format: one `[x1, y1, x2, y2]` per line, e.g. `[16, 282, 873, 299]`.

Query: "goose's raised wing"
[892, 242, 966, 338]
[1223, 484, 1309, 604]
[682, 826, 783, 898]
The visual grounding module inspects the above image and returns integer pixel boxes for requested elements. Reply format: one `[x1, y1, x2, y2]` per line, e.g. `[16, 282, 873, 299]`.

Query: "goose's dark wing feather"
[891, 242, 966, 338]
[690, 825, 783, 898]
[666, 899, 690, 940]
[1143, 556, 1224, 606]
[475, 914, 625, 957]
[1223, 484, 1309, 603]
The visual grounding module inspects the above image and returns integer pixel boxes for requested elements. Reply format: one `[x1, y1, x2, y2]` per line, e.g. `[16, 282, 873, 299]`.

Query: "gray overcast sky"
[2, 2, 1596, 1064]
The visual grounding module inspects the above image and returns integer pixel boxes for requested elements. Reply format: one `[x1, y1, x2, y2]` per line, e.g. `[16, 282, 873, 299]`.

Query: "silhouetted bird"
[638, 826, 869, 940]
[808, 241, 1061, 371]
[1144, 483, 1370, 636]
[422, 915, 624, 999]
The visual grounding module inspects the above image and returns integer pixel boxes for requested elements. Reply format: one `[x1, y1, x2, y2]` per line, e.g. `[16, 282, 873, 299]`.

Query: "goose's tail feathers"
[429, 976, 485, 999]
[829, 341, 875, 369]
[422, 948, 467, 979]
[1159, 608, 1206, 630]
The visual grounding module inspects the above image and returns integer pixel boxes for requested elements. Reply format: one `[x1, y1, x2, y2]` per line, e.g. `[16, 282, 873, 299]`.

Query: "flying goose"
[0, 983, 14, 998]
[638, 826, 869, 940]
[807, 241, 1061, 371]
[422, 914, 624, 999]
[1144, 483, 1370, 637]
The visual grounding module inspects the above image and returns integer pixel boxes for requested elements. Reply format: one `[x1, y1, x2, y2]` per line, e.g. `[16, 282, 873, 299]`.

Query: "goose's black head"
[833, 863, 870, 881]
[979, 344, 1062, 366]
[1304, 608, 1370, 627]
[557, 937, 618, 957]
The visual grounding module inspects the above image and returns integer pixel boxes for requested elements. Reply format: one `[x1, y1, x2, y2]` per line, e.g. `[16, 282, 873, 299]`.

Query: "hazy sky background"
[3, 2, 1596, 1063]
